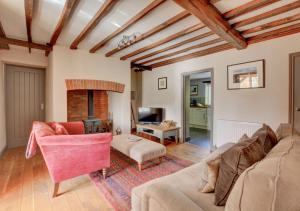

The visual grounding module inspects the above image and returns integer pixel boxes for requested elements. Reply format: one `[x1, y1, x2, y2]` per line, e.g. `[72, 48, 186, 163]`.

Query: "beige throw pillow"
[238, 134, 249, 143]
[201, 158, 221, 193]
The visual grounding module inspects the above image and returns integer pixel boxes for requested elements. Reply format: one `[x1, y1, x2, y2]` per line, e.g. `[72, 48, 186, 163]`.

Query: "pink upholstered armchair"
[28, 121, 112, 197]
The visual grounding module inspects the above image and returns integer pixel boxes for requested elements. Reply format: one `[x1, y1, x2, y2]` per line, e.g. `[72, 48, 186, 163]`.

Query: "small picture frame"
[190, 85, 198, 96]
[227, 59, 265, 90]
[158, 77, 167, 90]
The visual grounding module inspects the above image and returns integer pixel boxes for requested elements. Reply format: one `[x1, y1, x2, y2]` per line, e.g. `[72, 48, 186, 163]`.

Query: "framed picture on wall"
[190, 85, 198, 95]
[227, 59, 265, 90]
[158, 77, 167, 90]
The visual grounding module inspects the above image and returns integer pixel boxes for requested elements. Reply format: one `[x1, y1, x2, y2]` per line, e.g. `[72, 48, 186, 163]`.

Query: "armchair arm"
[143, 183, 202, 211]
[38, 133, 112, 146]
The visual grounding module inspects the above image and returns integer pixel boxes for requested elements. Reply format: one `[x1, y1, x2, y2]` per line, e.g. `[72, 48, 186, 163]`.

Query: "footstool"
[111, 134, 166, 171]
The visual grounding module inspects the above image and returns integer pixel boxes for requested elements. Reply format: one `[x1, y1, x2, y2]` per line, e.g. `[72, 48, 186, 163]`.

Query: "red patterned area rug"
[89, 149, 193, 211]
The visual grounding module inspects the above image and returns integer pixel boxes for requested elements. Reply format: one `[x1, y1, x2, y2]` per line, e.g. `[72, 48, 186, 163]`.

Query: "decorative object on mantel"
[158, 77, 167, 90]
[190, 85, 198, 95]
[117, 32, 141, 49]
[227, 59, 265, 90]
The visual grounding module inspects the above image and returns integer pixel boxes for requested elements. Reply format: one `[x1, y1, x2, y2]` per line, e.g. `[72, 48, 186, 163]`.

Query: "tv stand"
[136, 124, 180, 145]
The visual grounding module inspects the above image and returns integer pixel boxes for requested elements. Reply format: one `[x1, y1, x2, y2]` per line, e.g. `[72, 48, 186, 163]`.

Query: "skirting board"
[0, 145, 7, 158]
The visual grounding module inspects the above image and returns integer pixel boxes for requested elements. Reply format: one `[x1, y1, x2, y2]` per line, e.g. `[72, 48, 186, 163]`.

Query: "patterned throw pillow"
[50, 122, 69, 135]
[214, 136, 265, 206]
[252, 124, 278, 154]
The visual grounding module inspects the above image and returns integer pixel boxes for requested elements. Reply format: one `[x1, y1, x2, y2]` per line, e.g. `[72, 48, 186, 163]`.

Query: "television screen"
[138, 107, 163, 124]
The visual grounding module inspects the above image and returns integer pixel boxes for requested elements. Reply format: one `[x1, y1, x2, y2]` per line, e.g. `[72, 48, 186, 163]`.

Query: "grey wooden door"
[5, 65, 45, 148]
[294, 55, 300, 132]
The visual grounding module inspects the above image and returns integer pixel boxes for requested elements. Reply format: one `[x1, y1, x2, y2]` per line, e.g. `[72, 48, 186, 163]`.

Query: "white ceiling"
[0, 0, 299, 65]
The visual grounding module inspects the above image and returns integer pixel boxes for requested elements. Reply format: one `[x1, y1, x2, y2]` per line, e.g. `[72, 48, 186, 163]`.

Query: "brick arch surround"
[65, 79, 125, 93]
[66, 79, 125, 122]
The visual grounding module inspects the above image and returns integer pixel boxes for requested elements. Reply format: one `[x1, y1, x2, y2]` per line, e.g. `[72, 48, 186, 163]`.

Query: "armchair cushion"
[50, 122, 69, 135]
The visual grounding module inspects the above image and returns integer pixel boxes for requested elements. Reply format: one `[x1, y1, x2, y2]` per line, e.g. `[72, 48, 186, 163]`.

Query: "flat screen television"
[138, 107, 163, 124]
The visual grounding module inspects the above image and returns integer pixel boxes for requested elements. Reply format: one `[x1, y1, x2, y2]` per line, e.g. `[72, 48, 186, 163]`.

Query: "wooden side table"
[136, 124, 180, 145]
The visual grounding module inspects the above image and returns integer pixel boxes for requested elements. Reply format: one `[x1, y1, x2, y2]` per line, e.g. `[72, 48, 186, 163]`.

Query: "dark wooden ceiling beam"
[172, 0, 247, 50]
[0, 22, 9, 50]
[132, 31, 214, 63]
[90, 0, 166, 53]
[223, 0, 279, 20]
[140, 38, 223, 65]
[0, 37, 52, 51]
[120, 23, 205, 60]
[105, 11, 190, 57]
[242, 13, 300, 36]
[247, 22, 300, 44]
[70, 0, 118, 49]
[233, 1, 300, 29]
[24, 0, 33, 52]
[49, 0, 79, 47]
[150, 43, 233, 68]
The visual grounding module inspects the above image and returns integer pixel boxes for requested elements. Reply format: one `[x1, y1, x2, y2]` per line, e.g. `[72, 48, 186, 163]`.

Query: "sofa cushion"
[33, 122, 56, 138]
[252, 124, 278, 154]
[215, 136, 265, 206]
[201, 143, 235, 188]
[202, 158, 220, 193]
[276, 123, 295, 140]
[132, 161, 224, 211]
[225, 135, 300, 211]
[50, 122, 69, 135]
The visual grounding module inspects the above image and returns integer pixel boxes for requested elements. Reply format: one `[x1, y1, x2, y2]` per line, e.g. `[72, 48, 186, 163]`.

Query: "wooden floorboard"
[0, 143, 208, 211]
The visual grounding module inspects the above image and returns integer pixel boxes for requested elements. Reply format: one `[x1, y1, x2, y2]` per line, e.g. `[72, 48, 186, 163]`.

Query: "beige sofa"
[131, 135, 300, 211]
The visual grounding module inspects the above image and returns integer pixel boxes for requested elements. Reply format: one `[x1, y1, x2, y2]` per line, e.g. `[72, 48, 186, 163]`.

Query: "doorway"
[182, 69, 213, 150]
[5, 64, 45, 148]
[290, 53, 300, 132]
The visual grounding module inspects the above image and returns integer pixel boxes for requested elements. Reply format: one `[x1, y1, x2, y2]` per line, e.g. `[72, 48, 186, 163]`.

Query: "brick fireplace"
[66, 79, 125, 125]
[67, 90, 108, 121]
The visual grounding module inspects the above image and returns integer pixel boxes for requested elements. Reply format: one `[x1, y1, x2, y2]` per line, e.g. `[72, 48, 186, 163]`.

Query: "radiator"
[215, 119, 262, 147]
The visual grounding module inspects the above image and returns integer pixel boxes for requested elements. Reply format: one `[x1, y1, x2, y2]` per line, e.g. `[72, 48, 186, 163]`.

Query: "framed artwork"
[190, 85, 198, 96]
[158, 77, 167, 90]
[227, 59, 265, 90]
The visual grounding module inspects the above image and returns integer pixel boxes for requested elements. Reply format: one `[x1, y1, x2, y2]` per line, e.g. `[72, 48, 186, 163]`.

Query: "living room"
[1, 0, 300, 211]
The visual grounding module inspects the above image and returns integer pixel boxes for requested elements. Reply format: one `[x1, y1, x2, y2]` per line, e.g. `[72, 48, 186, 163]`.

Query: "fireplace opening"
[67, 90, 111, 133]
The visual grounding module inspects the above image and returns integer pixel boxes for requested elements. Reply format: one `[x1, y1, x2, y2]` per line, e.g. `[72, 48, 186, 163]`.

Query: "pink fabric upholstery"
[25, 121, 56, 159]
[26, 121, 112, 183]
[49, 122, 69, 135]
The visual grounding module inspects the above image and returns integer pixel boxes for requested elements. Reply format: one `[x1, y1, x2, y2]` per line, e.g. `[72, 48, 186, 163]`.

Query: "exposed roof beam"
[150, 43, 233, 68]
[233, 1, 300, 29]
[247, 22, 300, 45]
[132, 31, 214, 63]
[0, 37, 52, 51]
[172, 0, 247, 50]
[0, 22, 9, 50]
[224, 0, 279, 20]
[131, 62, 152, 71]
[24, 0, 33, 52]
[140, 38, 223, 65]
[105, 11, 190, 57]
[49, 0, 79, 47]
[70, 0, 118, 49]
[149, 22, 300, 69]
[120, 23, 205, 60]
[90, 0, 166, 53]
[242, 13, 300, 36]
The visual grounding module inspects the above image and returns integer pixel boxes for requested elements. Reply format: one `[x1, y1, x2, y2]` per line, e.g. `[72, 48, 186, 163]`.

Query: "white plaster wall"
[142, 34, 300, 145]
[0, 47, 48, 153]
[47, 45, 131, 134]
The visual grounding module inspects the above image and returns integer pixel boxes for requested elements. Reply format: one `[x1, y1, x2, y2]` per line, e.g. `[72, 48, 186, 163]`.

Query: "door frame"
[289, 52, 300, 126]
[181, 68, 214, 150]
[3, 63, 46, 148]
